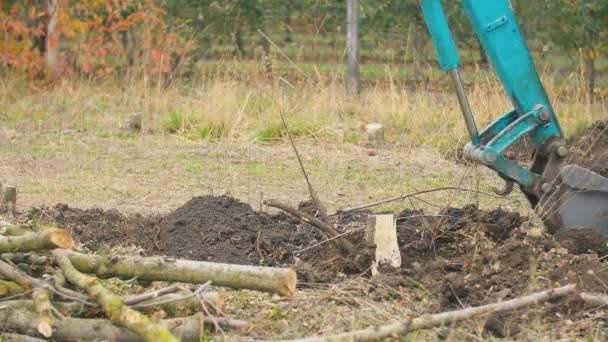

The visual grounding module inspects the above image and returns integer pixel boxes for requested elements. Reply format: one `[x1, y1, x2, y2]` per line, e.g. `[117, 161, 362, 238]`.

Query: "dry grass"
[1, 67, 604, 153]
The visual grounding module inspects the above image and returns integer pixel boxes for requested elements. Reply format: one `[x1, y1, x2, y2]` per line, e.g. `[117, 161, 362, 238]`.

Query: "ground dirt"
[568, 120, 608, 177]
[34, 193, 608, 339]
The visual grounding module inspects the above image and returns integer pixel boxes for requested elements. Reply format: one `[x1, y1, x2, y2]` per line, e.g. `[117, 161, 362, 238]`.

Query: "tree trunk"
[234, 27, 246, 57]
[63, 250, 297, 297]
[46, 0, 58, 70]
[53, 250, 180, 342]
[584, 55, 595, 97]
[0, 230, 73, 253]
[346, 0, 360, 95]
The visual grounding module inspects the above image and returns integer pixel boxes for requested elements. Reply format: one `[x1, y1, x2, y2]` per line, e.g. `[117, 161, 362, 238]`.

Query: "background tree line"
[1, 0, 607, 93]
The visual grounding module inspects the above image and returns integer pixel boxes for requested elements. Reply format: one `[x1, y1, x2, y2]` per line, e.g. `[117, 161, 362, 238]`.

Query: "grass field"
[4, 62, 606, 214]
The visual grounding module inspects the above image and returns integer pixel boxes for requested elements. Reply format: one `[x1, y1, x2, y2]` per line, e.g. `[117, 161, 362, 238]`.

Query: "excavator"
[420, 0, 608, 235]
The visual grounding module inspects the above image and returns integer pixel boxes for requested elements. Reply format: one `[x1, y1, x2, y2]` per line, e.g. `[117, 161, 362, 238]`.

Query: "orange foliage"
[0, 0, 178, 78]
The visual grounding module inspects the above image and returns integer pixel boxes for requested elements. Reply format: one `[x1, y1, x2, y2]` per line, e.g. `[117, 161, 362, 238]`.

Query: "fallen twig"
[294, 228, 365, 254]
[131, 282, 210, 309]
[264, 199, 356, 255]
[580, 292, 608, 307]
[279, 284, 576, 341]
[124, 284, 182, 306]
[279, 111, 329, 222]
[335, 187, 515, 214]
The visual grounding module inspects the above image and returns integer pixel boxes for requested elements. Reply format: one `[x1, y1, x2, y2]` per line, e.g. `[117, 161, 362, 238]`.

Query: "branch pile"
[0, 222, 297, 341]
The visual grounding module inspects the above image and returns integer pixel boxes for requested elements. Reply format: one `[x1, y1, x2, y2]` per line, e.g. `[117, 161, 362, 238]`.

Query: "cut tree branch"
[282, 284, 576, 341]
[32, 287, 55, 338]
[0, 304, 247, 341]
[279, 111, 329, 222]
[264, 199, 356, 255]
[0, 230, 73, 253]
[53, 250, 180, 342]
[0, 279, 25, 296]
[64, 250, 297, 297]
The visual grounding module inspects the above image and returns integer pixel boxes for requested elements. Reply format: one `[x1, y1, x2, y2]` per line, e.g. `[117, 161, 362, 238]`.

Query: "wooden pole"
[3, 185, 16, 215]
[346, 0, 360, 95]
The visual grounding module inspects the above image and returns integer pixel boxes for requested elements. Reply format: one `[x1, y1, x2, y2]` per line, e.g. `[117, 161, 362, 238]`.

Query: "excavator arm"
[420, 0, 608, 234]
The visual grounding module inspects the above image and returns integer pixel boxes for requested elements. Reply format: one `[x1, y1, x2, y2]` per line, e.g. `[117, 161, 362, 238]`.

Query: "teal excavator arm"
[420, 0, 608, 234]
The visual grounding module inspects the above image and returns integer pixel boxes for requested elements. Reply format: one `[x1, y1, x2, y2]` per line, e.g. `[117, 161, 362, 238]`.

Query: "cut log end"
[279, 269, 297, 297]
[50, 230, 74, 249]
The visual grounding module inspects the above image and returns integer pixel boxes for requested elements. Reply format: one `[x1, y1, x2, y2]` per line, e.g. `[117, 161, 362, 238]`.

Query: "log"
[282, 284, 576, 341]
[0, 279, 25, 296]
[0, 333, 47, 342]
[580, 292, 608, 307]
[0, 223, 34, 236]
[0, 260, 34, 289]
[0, 304, 247, 341]
[3, 251, 297, 296]
[264, 199, 356, 255]
[65, 250, 297, 297]
[1, 252, 50, 265]
[53, 250, 179, 342]
[0, 230, 73, 253]
[32, 287, 55, 337]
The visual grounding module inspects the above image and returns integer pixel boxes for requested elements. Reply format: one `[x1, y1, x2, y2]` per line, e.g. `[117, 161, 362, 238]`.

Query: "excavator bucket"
[541, 165, 608, 236]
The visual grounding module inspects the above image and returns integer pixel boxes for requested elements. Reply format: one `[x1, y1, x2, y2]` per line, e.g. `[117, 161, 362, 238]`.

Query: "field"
[1, 56, 607, 341]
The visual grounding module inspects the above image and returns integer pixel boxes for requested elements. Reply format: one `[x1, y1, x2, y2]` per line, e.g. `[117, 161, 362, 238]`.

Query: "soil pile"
[37, 204, 159, 251]
[36, 196, 328, 266]
[152, 195, 319, 265]
[568, 120, 608, 177]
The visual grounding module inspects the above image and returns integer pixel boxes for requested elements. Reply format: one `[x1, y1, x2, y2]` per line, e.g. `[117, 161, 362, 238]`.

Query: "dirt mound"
[34, 204, 159, 251]
[568, 120, 608, 177]
[153, 195, 317, 265]
[37, 196, 330, 267]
